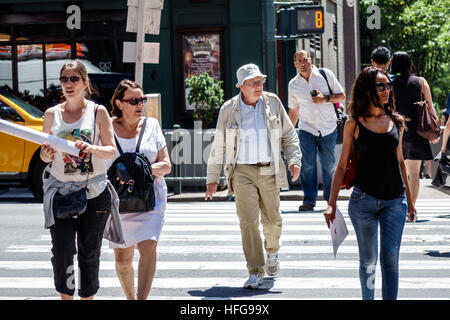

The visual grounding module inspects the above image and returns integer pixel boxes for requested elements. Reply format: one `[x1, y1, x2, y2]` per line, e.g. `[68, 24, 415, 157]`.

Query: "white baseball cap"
[235, 63, 267, 88]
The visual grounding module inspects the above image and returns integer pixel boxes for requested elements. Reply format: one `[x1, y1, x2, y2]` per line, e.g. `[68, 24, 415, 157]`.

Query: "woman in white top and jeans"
[40, 60, 116, 300]
[107, 80, 171, 300]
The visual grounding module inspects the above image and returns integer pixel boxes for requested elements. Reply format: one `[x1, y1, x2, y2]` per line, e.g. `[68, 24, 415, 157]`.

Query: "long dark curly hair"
[348, 66, 405, 131]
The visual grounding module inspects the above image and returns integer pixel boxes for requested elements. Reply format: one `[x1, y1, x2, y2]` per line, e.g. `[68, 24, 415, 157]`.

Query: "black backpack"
[107, 118, 155, 213]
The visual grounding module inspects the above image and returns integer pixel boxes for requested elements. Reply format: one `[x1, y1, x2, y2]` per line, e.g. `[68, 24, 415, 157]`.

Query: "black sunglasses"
[59, 76, 81, 83]
[121, 97, 148, 106]
[375, 82, 393, 92]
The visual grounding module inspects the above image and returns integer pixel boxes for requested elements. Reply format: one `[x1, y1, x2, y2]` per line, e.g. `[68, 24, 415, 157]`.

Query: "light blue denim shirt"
[236, 96, 273, 164]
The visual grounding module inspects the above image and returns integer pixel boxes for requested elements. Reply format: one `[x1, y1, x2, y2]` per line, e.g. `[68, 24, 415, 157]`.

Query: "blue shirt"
[236, 96, 273, 164]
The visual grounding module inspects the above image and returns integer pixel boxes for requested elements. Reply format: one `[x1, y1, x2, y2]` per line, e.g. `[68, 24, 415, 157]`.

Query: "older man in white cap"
[205, 63, 301, 289]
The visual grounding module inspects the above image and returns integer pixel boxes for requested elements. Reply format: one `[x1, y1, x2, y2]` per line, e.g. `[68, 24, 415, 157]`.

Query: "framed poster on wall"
[179, 28, 223, 111]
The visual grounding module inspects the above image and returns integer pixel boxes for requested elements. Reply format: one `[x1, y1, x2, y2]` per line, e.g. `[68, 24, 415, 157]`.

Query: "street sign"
[123, 41, 160, 64]
[126, 0, 164, 35]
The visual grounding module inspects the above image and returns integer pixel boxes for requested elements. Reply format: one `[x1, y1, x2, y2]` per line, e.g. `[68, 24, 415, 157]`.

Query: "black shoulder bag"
[107, 118, 155, 213]
[319, 68, 347, 144]
[52, 105, 98, 219]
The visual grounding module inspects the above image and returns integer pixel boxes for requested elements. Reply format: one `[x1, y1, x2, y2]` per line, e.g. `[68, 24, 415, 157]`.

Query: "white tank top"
[50, 100, 107, 196]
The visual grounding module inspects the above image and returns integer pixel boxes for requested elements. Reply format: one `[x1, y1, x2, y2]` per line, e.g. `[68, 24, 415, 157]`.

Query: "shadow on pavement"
[429, 186, 450, 196]
[424, 251, 450, 258]
[188, 278, 281, 299]
[281, 210, 323, 214]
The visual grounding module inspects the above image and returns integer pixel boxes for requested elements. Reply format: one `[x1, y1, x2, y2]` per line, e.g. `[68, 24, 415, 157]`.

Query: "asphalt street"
[0, 180, 449, 300]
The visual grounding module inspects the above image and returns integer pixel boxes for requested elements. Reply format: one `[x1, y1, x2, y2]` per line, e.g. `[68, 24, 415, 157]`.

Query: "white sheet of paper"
[0, 119, 80, 157]
[330, 208, 349, 258]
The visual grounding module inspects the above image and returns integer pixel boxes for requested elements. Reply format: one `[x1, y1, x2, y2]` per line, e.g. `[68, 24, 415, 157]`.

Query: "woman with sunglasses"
[40, 60, 117, 299]
[391, 51, 440, 220]
[107, 79, 171, 300]
[324, 67, 416, 300]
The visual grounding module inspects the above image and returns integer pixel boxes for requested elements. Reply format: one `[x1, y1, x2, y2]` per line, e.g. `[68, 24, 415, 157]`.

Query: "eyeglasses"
[246, 78, 266, 88]
[59, 76, 81, 83]
[121, 97, 148, 106]
[375, 82, 393, 92]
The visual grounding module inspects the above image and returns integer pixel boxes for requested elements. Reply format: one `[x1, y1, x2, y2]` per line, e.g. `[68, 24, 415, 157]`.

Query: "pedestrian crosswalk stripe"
[163, 216, 449, 222]
[0, 260, 449, 270]
[0, 277, 449, 289]
[1, 199, 449, 300]
[5, 244, 450, 254]
[31, 234, 450, 242]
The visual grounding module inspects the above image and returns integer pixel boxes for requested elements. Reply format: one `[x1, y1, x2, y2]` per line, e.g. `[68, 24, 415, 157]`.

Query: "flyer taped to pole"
[0, 119, 81, 157]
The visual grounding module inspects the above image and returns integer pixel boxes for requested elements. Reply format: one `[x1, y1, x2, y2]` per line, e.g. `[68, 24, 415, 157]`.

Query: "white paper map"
[330, 208, 349, 258]
[0, 119, 80, 157]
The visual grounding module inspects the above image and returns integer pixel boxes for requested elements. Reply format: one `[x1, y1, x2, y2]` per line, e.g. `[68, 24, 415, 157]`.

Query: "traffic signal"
[276, 5, 324, 38]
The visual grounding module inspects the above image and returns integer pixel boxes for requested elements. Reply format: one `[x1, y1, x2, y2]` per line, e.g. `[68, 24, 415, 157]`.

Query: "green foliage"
[360, 0, 450, 110]
[185, 72, 224, 128]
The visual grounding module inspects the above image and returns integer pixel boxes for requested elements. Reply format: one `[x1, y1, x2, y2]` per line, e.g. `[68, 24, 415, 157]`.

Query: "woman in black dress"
[391, 52, 440, 219]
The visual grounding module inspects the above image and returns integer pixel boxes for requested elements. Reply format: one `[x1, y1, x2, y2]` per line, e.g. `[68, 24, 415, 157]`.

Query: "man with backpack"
[288, 50, 346, 212]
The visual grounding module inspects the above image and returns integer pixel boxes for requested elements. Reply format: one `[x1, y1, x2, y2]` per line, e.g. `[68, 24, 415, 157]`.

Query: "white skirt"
[109, 211, 165, 249]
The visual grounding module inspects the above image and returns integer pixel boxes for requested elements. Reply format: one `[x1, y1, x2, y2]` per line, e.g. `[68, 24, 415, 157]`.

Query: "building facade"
[0, 0, 359, 128]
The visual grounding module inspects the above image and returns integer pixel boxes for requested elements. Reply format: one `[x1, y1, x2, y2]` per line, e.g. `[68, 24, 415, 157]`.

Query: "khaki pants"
[231, 164, 282, 277]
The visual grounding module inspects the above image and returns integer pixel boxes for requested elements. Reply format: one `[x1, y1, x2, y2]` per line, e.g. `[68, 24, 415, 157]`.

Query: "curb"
[167, 195, 351, 202]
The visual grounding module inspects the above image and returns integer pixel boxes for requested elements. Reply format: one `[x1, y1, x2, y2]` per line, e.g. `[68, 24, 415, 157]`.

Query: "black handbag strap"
[114, 117, 148, 156]
[318, 68, 340, 119]
[136, 117, 147, 153]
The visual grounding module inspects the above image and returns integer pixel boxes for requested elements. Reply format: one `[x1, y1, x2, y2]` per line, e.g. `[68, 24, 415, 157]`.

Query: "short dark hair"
[371, 46, 391, 64]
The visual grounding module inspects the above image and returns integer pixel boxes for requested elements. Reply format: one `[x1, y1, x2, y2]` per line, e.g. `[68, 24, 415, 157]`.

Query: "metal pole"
[354, 1, 361, 74]
[135, 0, 147, 86]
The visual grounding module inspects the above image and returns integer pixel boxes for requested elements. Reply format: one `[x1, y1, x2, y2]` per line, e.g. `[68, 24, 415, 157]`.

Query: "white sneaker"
[266, 252, 280, 276]
[243, 274, 263, 289]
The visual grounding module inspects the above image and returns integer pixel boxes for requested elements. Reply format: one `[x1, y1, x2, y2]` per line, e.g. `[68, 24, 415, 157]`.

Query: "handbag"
[52, 186, 88, 219]
[318, 68, 347, 144]
[52, 105, 98, 219]
[341, 121, 358, 190]
[107, 118, 156, 214]
[415, 77, 441, 140]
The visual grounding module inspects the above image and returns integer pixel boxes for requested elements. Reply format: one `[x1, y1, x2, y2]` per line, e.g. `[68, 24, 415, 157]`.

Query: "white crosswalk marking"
[0, 199, 450, 300]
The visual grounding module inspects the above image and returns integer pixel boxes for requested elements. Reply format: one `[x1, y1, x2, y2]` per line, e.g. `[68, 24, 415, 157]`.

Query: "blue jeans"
[348, 186, 407, 300]
[299, 129, 337, 205]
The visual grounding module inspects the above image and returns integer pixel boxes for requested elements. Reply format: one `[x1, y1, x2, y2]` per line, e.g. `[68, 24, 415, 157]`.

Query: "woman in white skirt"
[107, 80, 171, 300]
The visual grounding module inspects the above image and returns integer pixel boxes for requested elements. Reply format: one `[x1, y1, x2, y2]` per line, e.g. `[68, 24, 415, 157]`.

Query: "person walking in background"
[288, 50, 346, 211]
[206, 64, 301, 289]
[370, 46, 393, 80]
[441, 111, 450, 156]
[107, 80, 171, 300]
[441, 93, 449, 126]
[391, 51, 440, 219]
[40, 60, 117, 300]
[324, 67, 416, 300]
[441, 109, 449, 127]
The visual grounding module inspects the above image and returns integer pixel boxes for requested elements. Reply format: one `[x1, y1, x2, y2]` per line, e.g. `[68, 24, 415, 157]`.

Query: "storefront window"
[1, 16, 135, 111]
[17, 44, 44, 96]
[0, 45, 12, 90]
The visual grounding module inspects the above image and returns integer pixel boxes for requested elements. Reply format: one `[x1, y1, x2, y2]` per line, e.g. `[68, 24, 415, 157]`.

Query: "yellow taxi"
[0, 89, 46, 201]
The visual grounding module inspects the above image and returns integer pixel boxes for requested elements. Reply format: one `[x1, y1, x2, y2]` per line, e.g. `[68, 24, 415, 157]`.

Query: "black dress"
[393, 75, 433, 160]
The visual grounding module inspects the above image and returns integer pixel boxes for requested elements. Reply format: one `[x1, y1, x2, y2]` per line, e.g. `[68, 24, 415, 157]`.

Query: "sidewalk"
[167, 178, 450, 202]
[0, 178, 448, 202]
